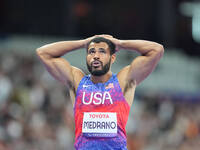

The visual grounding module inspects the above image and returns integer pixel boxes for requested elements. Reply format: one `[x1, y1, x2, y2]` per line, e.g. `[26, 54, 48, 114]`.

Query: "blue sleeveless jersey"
[73, 74, 130, 150]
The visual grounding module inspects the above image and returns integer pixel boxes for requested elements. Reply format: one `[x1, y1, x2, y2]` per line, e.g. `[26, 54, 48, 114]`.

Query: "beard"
[87, 58, 111, 76]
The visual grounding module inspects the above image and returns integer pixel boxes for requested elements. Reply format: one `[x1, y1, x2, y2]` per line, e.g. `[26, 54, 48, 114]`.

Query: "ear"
[111, 54, 116, 64]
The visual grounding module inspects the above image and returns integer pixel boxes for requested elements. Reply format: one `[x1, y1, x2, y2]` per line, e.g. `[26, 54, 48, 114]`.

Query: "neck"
[91, 71, 112, 84]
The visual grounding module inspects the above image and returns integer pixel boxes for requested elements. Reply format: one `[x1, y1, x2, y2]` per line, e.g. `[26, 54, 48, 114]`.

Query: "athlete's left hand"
[97, 34, 122, 52]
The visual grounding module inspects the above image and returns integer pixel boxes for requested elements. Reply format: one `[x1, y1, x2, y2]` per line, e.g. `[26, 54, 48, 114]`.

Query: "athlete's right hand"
[83, 35, 98, 48]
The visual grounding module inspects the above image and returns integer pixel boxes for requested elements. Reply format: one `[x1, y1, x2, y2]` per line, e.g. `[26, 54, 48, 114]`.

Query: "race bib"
[82, 112, 117, 137]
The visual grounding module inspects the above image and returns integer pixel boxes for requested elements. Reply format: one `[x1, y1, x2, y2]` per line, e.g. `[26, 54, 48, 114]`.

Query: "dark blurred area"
[1, 0, 200, 56]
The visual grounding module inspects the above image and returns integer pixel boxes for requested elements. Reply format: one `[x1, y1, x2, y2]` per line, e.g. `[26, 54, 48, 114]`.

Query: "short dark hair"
[86, 37, 116, 55]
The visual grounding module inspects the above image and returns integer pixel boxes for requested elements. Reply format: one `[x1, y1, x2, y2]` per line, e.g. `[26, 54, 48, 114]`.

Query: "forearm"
[119, 40, 164, 56]
[36, 40, 86, 58]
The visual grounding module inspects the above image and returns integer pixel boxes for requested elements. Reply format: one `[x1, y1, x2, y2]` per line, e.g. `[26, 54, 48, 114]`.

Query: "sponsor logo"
[83, 85, 92, 88]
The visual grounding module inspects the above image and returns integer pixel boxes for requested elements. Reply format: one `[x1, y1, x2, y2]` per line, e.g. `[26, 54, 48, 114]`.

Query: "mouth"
[92, 60, 102, 68]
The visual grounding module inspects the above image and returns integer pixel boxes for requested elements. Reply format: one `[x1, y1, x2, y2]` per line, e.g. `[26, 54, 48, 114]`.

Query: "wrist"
[78, 39, 87, 48]
[118, 40, 125, 49]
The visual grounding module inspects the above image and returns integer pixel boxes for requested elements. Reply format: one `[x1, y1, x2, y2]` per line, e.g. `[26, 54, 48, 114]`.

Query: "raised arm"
[36, 39, 90, 90]
[103, 36, 164, 88]
[118, 40, 164, 85]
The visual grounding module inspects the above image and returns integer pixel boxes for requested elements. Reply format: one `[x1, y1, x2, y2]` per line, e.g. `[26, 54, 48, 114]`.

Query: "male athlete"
[36, 34, 164, 150]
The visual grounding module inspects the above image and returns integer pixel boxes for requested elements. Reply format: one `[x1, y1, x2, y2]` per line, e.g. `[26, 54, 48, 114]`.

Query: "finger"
[96, 34, 113, 38]
[102, 34, 113, 38]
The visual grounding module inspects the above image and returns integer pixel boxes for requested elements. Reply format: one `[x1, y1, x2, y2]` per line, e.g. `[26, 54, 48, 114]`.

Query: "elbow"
[36, 48, 54, 62]
[155, 44, 164, 58]
[36, 48, 49, 60]
[36, 47, 49, 59]
[36, 48, 43, 56]
[158, 44, 164, 53]
[36, 48, 42, 56]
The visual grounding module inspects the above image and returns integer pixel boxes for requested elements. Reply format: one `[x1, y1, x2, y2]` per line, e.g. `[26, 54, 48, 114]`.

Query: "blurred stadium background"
[0, 0, 200, 150]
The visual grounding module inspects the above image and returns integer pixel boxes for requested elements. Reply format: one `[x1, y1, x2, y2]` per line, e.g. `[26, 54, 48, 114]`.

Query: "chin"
[92, 67, 102, 71]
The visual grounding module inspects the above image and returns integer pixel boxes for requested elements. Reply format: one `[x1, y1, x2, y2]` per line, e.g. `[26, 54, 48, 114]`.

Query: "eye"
[99, 48, 106, 54]
[88, 48, 95, 54]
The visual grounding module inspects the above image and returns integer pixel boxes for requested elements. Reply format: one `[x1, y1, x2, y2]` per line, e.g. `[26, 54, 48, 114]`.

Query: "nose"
[93, 51, 100, 59]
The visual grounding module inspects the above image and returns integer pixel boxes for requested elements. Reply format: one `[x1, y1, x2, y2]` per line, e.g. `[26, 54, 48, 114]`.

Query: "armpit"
[124, 79, 136, 94]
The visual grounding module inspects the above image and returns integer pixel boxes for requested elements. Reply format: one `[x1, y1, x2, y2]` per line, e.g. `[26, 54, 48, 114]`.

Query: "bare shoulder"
[71, 66, 85, 90]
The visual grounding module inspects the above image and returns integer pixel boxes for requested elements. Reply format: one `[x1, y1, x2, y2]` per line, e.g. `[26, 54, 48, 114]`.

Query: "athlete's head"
[86, 37, 116, 55]
[86, 37, 116, 76]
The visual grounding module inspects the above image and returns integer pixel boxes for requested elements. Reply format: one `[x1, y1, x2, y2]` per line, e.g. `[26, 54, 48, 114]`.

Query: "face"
[86, 42, 115, 76]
